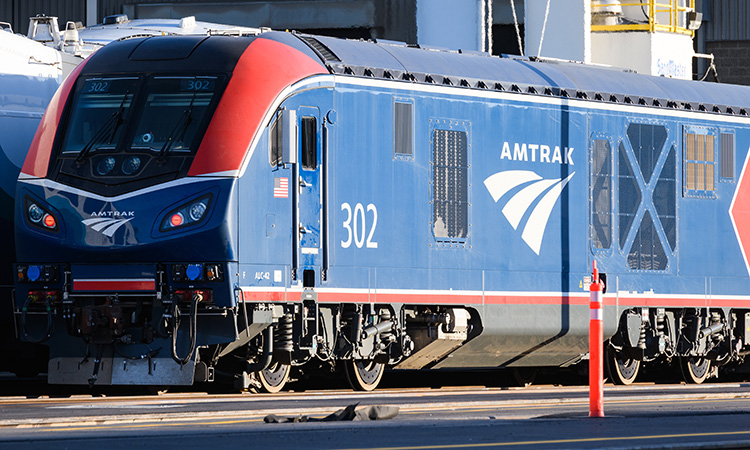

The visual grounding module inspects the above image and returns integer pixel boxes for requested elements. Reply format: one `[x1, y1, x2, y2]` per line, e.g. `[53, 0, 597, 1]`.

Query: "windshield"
[51, 74, 226, 196]
[130, 77, 218, 154]
[60, 77, 138, 154]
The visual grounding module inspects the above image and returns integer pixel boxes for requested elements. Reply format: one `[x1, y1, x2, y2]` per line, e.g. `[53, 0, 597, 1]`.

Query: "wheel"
[256, 362, 291, 393]
[606, 347, 640, 385]
[680, 357, 711, 384]
[343, 359, 384, 391]
[511, 367, 538, 387]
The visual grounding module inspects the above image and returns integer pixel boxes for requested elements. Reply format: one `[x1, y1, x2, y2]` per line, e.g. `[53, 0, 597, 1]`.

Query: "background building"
[1, 0, 748, 84]
[695, 0, 750, 85]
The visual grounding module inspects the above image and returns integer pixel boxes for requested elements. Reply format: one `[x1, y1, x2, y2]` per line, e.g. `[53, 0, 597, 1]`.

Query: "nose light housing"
[25, 197, 59, 232]
[160, 194, 213, 232]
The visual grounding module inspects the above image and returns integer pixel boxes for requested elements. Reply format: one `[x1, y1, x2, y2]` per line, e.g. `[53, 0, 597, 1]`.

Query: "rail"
[591, 1, 697, 36]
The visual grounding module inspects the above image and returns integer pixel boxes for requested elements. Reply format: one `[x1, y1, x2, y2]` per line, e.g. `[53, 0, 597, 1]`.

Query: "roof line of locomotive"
[281, 31, 750, 119]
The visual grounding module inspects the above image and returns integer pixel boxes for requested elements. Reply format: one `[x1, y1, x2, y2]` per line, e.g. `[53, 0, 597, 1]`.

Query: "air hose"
[171, 293, 200, 365]
[20, 294, 54, 343]
[246, 325, 274, 373]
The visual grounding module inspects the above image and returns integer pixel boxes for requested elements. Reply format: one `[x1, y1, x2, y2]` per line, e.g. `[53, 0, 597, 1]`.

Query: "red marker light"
[170, 213, 184, 227]
[43, 214, 56, 229]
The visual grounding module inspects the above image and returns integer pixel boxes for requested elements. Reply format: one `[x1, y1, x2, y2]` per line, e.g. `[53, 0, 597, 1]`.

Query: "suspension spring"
[275, 313, 294, 353]
[379, 309, 394, 341]
[656, 308, 665, 336]
[638, 316, 647, 350]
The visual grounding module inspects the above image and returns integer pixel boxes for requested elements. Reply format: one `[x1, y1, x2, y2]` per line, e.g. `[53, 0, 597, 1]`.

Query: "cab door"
[294, 106, 323, 285]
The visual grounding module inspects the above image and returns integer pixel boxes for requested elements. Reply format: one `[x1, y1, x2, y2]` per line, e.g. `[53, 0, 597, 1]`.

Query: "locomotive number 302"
[340, 203, 378, 249]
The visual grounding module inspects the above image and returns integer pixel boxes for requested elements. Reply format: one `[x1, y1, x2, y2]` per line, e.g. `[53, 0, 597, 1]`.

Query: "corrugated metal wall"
[701, 0, 750, 41]
[1, 0, 397, 38]
[0, 0, 87, 35]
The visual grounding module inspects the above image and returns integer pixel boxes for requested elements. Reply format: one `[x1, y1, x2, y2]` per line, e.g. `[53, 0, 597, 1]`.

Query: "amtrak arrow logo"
[730, 148, 750, 276]
[484, 170, 574, 255]
[82, 217, 134, 237]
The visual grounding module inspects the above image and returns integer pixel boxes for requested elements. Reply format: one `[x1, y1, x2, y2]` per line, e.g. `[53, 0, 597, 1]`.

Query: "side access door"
[293, 106, 326, 287]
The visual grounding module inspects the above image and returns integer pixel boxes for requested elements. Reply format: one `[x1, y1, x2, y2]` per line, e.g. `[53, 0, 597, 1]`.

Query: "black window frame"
[300, 116, 317, 171]
[269, 112, 283, 167]
[590, 136, 613, 253]
[720, 131, 736, 182]
[394, 99, 414, 158]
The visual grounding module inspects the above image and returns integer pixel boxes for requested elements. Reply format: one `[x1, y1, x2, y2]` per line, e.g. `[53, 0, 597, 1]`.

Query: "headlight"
[160, 194, 212, 232]
[96, 156, 116, 175]
[189, 201, 207, 222]
[28, 203, 44, 223]
[122, 156, 141, 175]
[25, 197, 59, 232]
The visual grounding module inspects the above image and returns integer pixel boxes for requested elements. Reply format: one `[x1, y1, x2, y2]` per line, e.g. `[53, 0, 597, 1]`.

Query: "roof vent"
[103, 14, 129, 25]
[301, 36, 340, 62]
[180, 16, 196, 29]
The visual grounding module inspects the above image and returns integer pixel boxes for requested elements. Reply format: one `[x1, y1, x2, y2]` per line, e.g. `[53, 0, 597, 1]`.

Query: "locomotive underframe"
[15, 259, 750, 388]
[608, 305, 750, 382]
[18, 268, 481, 387]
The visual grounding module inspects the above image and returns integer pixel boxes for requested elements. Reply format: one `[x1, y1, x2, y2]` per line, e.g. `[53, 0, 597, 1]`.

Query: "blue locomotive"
[14, 31, 750, 390]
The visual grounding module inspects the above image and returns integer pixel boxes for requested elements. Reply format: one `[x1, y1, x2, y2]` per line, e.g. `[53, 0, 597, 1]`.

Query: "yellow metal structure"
[591, 1, 696, 36]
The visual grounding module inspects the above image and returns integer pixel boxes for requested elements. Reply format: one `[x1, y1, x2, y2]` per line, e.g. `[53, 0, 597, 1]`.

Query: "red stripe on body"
[317, 292, 371, 303]
[374, 292, 484, 305]
[73, 279, 156, 292]
[242, 290, 288, 302]
[239, 289, 750, 308]
[619, 297, 721, 307]
[188, 38, 327, 176]
[21, 59, 91, 178]
[485, 294, 590, 306]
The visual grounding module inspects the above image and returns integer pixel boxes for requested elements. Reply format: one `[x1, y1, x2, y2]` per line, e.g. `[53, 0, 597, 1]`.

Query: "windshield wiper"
[75, 92, 131, 166]
[157, 94, 196, 163]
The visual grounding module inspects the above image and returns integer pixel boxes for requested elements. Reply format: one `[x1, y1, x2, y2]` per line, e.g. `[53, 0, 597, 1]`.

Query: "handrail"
[591, 0, 696, 36]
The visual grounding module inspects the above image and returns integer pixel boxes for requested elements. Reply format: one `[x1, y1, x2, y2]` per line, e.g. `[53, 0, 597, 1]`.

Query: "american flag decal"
[274, 177, 289, 198]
